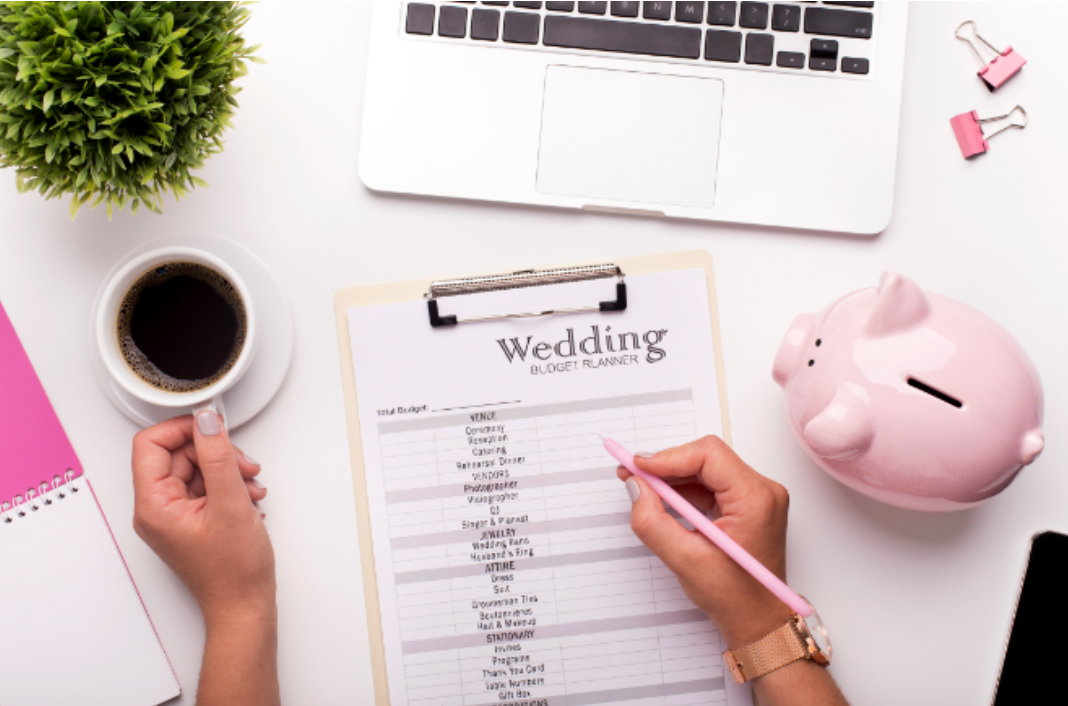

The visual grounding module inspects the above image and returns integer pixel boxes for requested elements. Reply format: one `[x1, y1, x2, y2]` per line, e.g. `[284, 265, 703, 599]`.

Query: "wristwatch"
[722, 602, 832, 684]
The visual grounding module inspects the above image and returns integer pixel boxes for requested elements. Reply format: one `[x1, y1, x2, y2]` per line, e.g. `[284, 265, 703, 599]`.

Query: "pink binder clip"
[956, 21, 1026, 91]
[950, 105, 1027, 159]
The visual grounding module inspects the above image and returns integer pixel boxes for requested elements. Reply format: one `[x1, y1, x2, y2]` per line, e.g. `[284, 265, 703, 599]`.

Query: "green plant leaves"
[0, 1, 260, 219]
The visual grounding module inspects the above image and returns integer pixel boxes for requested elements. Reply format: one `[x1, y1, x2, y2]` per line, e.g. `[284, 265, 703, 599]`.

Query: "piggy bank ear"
[865, 272, 931, 337]
[803, 384, 874, 460]
[773, 314, 815, 388]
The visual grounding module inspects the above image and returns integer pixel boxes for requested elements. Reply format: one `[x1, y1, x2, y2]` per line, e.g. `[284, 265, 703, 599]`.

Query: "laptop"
[359, 2, 908, 234]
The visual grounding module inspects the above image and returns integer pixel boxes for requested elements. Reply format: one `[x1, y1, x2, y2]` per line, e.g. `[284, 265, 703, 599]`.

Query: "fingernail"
[196, 410, 221, 436]
[635, 451, 655, 458]
[243, 451, 260, 466]
[625, 478, 641, 504]
[250, 478, 265, 489]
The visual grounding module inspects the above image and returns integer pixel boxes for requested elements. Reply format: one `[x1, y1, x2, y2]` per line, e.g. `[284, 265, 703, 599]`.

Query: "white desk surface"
[1, 3, 1064, 704]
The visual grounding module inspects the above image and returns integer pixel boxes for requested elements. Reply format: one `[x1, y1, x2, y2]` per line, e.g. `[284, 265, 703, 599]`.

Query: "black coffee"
[117, 262, 247, 392]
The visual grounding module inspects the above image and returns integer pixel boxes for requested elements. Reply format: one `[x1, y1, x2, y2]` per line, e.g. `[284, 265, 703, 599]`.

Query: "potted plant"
[0, 1, 261, 218]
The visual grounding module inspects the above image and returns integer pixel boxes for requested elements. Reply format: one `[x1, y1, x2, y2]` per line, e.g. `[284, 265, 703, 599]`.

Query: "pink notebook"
[0, 302, 181, 706]
[0, 301, 84, 505]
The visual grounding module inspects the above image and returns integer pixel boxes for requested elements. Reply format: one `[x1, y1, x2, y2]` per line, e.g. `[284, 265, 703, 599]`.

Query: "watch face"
[803, 607, 833, 662]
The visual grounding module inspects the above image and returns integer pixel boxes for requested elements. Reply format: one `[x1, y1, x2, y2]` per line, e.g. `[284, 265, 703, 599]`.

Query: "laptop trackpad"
[536, 66, 723, 210]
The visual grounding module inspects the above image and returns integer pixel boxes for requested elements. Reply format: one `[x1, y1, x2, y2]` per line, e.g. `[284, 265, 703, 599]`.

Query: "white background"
[1, 3, 1065, 705]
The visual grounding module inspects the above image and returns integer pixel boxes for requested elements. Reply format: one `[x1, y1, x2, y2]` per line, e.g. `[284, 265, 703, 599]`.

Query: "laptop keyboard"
[403, 2, 877, 77]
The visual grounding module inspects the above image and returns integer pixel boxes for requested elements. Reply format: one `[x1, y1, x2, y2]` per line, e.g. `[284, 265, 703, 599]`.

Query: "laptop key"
[810, 37, 837, 59]
[708, 1, 736, 25]
[739, 2, 768, 28]
[643, 1, 672, 20]
[482, 2, 510, 5]
[842, 56, 869, 74]
[804, 7, 872, 38]
[824, 1, 873, 7]
[771, 4, 800, 31]
[406, 3, 435, 34]
[809, 56, 836, 71]
[578, 1, 608, 13]
[547, 1, 575, 8]
[675, 2, 704, 23]
[776, 50, 804, 67]
[503, 11, 541, 43]
[514, 1, 543, 6]
[744, 32, 773, 64]
[612, 2, 640, 17]
[471, 8, 501, 39]
[705, 29, 742, 62]
[543, 15, 702, 58]
[439, 5, 468, 37]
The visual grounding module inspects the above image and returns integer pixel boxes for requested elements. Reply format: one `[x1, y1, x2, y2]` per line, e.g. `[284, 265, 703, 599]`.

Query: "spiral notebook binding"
[1, 470, 78, 525]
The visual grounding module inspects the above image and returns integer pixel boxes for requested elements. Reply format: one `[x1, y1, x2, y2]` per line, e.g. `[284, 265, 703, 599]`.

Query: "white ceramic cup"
[95, 247, 257, 421]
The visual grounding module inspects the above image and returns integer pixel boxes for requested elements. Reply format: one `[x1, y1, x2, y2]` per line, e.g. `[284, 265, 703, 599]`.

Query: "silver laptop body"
[360, 1, 908, 234]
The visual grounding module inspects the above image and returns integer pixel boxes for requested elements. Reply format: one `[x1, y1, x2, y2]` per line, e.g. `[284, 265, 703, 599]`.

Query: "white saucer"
[90, 235, 293, 430]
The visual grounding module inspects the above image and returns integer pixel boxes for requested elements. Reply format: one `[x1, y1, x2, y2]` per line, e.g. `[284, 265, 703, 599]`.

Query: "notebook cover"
[0, 301, 83, 506]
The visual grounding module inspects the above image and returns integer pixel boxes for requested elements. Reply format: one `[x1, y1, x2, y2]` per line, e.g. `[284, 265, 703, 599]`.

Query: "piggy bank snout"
[773, 315, 815, 387]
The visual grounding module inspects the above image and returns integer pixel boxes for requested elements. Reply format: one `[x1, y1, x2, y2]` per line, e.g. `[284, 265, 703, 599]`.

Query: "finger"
[617, 465, 713, 507]
[190, 472, 264, 503]
[188, 469, 206, 499]
[619, 464, 683, 483]
[131, 417, 195, 498]
[619, 463, 716, 511]
[172, 442, 199, 483]
[626, 476, 713, 573]
[135, 416, 195, 454]
[233, 447, 262, 480]
[245, 478, 267, 503]
[671, 482, 717, 512]
[180, 442, 261, 481]
[193, 410, 252, 512]
[634, 436, 757, 496]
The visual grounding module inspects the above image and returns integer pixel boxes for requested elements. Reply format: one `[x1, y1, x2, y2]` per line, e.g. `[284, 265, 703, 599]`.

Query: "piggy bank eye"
[815, 339, 822, 347]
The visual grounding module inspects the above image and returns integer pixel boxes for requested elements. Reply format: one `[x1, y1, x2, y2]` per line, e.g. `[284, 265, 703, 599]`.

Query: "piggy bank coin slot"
[907, 377, 963, 409]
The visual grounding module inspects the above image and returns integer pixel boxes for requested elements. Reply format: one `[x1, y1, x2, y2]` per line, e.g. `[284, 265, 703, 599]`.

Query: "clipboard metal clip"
[426, 264, 627, 328]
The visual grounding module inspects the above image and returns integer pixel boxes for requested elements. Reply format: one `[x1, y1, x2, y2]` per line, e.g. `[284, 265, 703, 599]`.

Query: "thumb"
[194, 410, 251, 512]
[626, 477, 707, 573]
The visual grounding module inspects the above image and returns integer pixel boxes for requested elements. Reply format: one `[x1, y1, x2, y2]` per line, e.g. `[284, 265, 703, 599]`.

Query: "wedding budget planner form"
[344, 266, 751, 706]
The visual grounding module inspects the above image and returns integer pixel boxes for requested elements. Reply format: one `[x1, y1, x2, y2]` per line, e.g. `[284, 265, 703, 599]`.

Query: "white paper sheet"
[348, 269, 751, 706]
[0, 478, 181, 706]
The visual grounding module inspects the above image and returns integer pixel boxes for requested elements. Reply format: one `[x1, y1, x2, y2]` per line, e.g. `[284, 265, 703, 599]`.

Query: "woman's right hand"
[131, 412, 274, 621]
[617, 435, 794, 649]
[132, 412, 280, 706]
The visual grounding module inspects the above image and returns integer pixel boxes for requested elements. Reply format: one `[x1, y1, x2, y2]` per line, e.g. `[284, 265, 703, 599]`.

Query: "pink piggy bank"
[773, 272, 1044, 512]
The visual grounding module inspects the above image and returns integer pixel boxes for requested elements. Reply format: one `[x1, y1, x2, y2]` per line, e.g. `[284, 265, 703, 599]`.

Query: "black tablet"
[993, 531, 1068, 703]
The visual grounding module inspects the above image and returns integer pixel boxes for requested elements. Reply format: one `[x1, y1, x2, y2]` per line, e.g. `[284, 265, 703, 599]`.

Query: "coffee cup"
[95, 247, 257, 421]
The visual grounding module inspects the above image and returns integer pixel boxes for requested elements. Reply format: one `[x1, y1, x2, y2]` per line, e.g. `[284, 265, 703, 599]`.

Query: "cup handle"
[191, 395, 227, 426]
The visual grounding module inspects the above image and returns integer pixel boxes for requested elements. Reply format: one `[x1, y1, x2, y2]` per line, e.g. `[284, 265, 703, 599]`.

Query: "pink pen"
[603, 437, 812, 618]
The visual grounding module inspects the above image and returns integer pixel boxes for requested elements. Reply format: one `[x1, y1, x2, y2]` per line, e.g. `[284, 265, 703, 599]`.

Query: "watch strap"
[723, 618, 808, 684]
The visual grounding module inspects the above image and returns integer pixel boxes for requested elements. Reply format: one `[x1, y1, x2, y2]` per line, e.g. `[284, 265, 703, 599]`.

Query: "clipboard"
[334, 250, 731, 705]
